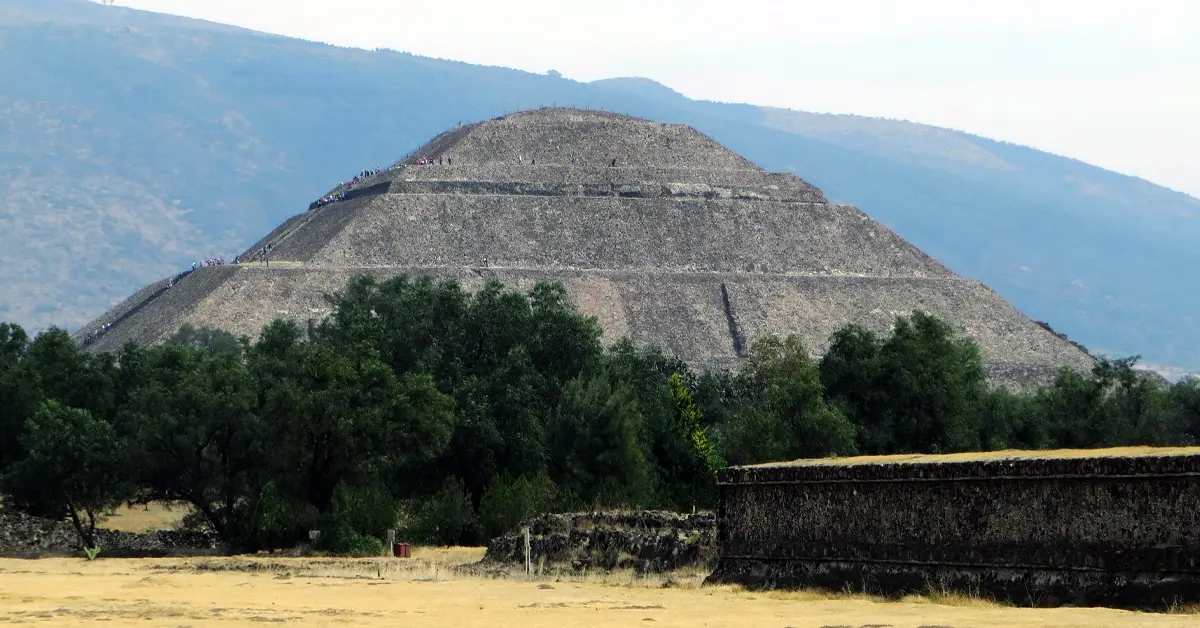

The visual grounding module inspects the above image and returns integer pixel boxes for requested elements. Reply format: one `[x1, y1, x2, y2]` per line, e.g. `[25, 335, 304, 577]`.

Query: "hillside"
[2, 0, 1197, 375]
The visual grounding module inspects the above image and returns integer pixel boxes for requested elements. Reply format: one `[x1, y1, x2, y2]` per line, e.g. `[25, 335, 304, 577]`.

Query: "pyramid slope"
[307, 195, 954, 278]
[78, 108, 1094, 385]
[82, 266, 1092, 384]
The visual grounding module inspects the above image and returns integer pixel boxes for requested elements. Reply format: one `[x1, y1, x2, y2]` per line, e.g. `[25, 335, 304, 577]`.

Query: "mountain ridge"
[2, 0, 1197, 375]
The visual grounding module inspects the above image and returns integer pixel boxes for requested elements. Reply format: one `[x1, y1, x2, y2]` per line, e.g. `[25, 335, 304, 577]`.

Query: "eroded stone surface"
[76, 108, 1093, 385]
[707, 451, 1200, 608]
[482, 511, 715, 573]
[0, 510, 221, 557]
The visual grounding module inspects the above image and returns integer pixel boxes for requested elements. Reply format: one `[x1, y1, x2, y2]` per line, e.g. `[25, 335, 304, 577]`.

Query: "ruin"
[706, 448, 1200, 608]
[76, 108, 1093, 384]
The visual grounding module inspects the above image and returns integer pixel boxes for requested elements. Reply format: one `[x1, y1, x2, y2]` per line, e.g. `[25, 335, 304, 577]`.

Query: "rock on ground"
[482, 511, 715, 573]
[0, 509, 222, 557]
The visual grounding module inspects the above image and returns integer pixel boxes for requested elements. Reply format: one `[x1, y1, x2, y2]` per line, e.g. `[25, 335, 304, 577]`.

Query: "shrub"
[406, 476, 478, 546]
[478, 472, 558, 541]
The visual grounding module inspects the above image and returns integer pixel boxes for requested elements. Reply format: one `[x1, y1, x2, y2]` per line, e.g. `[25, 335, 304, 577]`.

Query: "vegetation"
[1, 278, 1197, 551]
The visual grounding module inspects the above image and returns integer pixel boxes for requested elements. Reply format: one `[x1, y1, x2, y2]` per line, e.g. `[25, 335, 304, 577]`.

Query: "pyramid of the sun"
[77, 108, 1092, 384]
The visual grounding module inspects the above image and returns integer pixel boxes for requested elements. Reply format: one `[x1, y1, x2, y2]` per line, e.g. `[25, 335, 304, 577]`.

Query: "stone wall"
[706, 450, 1200, 608]
[309, 194, 953, 279]
[391, 166, 827, 201]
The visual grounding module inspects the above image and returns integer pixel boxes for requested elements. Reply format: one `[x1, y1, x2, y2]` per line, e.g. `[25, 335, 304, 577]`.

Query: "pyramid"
[76, 108, 1092, 385]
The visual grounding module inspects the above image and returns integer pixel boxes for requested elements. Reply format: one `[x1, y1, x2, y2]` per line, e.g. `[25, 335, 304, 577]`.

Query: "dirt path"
[0, 556, 1192, 627]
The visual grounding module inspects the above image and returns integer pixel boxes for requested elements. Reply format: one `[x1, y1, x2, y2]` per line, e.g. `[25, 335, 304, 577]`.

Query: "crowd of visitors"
[308, 155, 450, 211]
[310, 166, 392, 210]
[191, 258, 224, 271]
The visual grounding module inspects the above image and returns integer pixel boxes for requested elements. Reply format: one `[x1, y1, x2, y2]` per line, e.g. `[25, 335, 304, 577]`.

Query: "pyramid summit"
[77, 108, 1092, 384]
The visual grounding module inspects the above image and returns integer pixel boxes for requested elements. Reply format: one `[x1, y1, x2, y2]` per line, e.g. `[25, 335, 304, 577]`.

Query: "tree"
[602, 341, 716, 508]
[550, 369, 650, 507]
[1167, 377, 1200, 445]
[120, 343, 266, 548]
[478, 472, 559, 541]
[821, 313, 987, 454]
[874, 312, 987, 453]
[251, 324, 455, 545]
[0, 323, 32, 472]
[719, 335, 856, 465]
[166, 324, 244, 356]
[1036, 356, 1173, 448]
[2, 401, 131, 550]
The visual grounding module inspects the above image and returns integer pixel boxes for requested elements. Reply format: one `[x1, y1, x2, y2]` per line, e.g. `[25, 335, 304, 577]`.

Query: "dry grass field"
[0, 548, 1196, 627]
[96, 501, 192, 533]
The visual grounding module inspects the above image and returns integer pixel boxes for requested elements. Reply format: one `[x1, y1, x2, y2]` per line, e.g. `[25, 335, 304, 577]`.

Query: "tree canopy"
[1, 275, 1195, 551]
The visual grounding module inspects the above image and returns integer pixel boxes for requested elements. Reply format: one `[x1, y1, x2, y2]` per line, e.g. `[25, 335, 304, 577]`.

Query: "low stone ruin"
[708, 448, 1200, 609]
[0, 509, 222, 557]
[482, 511, 715, 573]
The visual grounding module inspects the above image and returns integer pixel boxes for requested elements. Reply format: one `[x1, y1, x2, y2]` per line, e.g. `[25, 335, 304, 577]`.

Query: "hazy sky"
[110, 0, 1200, 198]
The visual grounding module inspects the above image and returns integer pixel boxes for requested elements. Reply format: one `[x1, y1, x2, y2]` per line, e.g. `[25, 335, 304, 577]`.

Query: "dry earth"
[96, 501, 192, 533]
[0, 549, 1195, 627]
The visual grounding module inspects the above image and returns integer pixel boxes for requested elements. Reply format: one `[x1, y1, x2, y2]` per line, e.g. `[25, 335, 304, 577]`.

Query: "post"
[386, 529, 396, 556]
[523, 527, 532, 576]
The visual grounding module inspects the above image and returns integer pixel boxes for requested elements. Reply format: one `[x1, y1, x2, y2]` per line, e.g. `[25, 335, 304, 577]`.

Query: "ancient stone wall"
[707, 450, 1200, 608]
[390, 165, 827, 201]
[308, 194, 953, 279]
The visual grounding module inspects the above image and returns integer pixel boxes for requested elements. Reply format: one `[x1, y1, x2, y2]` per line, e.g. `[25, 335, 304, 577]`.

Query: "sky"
[107, 0, 1200, 198]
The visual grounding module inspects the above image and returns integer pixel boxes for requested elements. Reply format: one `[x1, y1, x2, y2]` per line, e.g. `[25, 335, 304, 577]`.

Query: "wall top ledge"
[720, 447, 1200, 484]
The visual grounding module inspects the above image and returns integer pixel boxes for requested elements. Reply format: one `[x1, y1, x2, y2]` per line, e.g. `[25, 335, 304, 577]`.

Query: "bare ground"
[0, 549, 1196, 627]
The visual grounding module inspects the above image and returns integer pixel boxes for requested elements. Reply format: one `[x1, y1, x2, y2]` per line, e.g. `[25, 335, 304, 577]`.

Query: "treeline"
[1, 276, 1198, 552]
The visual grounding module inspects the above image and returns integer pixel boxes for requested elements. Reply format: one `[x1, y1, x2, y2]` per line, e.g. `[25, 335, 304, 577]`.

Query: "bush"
[243, 480, 317, 551]
[407, 476, 478, 546]
[478, 472, 558, 541]
[329, 481, 399, 540]
[316, 520, 385, 556]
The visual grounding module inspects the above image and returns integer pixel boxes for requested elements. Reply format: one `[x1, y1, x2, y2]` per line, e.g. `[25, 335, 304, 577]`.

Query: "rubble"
[0, 509, 223, 557]
[482, 511, 715, 573]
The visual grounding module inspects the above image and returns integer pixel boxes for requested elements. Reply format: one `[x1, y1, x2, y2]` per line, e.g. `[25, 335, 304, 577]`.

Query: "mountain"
[2, 0, 1197, 375]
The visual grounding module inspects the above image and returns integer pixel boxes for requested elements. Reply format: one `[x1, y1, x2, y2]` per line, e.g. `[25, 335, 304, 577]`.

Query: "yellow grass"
[759, 446, 1200, 467]
[97, 501, 192, 533]
[0, 552, 1195, 627]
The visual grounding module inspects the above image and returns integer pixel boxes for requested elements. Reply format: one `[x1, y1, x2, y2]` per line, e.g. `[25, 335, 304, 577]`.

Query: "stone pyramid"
[77, 108, 1092, 384]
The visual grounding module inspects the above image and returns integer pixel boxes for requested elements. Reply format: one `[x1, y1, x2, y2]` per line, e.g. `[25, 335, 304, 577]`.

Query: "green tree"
[551, 368, 650, 507]
[250, 322, 455, 544]
[602, 341, 717, 509]
[1167, 377, 1200, 445]
[1035, 356, 1174, 448]
[478, 472, 559, 541]
[166, 324, 244, 356]
[822, 313, 987, 454]
[720, 335, 856, 465]
[2, 401, 131, 550]
[120, 342, 266, 548]
[409, 476, 478, 546]
[665, 372, 719, 506]
[0, 323, 33, 473]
